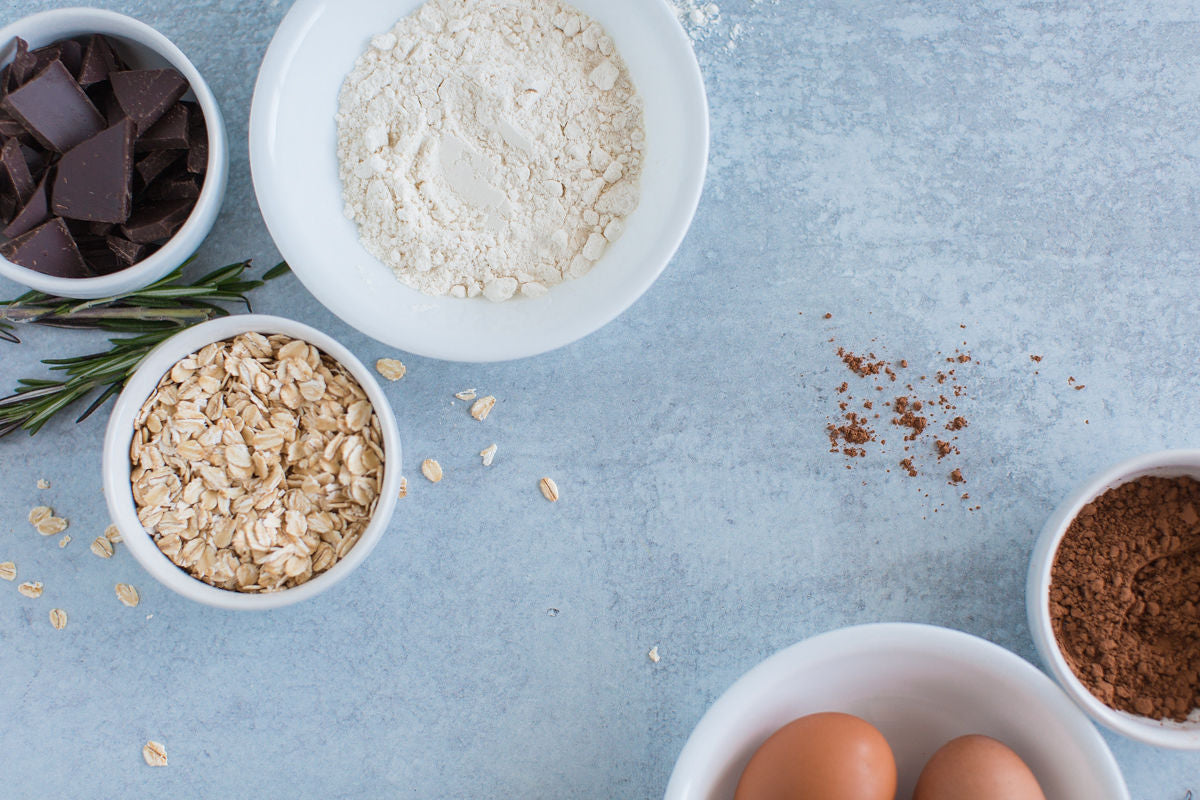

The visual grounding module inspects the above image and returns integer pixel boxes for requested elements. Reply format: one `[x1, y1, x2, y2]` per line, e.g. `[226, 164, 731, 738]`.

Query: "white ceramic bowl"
[101, 315, 403, 610]
[250, 0, 708, 362]
[1027, 449, 1200, 749]
[0, 8, 228, 300]
[665, 623, 1128, 800]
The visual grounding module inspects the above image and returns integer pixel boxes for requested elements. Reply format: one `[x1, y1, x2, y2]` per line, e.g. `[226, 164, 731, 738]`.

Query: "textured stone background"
[1, 0, 1198, 796]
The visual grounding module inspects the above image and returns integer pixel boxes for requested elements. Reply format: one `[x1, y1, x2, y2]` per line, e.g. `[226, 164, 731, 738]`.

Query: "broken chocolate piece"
[120, 197, 192, 243]
[10, 38, 37, 87]
[77, 34, 121, 87]
[0, 112, 32, 144]
[52, 118, 135, 223]
[31, 39, 83, 79]
[134, 148, 184, 188]
[0, 217, 89, 277]
[2, 170, 49, 238]
[0, 137, 34, 202]
[106, 234, 147, 265]
[2, 60, 106, 152]
[146, 173, 200, 203]
[86, 80, 126, 126]
[138, 102, 189, 151]
[186, 112, 208, 174]
[110, 69, 187, 134]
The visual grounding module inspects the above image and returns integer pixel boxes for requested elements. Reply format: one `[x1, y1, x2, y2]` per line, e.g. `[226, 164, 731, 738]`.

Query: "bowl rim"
[248, 0, 710, 362]
[101, 313, 404, 610]
[664, 622, 1129, 800]
[1026, 448, 1200, 749]
[0, 7, 229, 299]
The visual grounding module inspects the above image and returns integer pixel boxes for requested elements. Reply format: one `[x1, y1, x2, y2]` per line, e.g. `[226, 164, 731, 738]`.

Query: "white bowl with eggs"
[101, 314, 404, 611]
[1027, 449, 1200, 750]
[0, 8, 228, 300]
[249, 0, 708, 362]
[664, 623, 1128, 800]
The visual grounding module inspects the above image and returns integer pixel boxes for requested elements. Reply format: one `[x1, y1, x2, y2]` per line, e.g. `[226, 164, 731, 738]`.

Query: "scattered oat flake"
[375, 358, 407, 381]
[648, 646, 661, 663]
[18, 581, 43, 598]
[455, 389, 477, 401]
[421, 459, 443, 483]
[539, 477, 560, 502]
[116, 583, 140, 607]
[59, 535, 70, 548]
[0, 562, 14, 581]
[91, 537, 115, 559]
[104, 524, 122, 544]
[35, 516, 68, 536]
[397, 477, 408, 499]
[470, 396, 497, 421]
[480, 443, 497, 467]
[49, 608, 67, 630]
[28, 506, 52, 525]
[142, 741, 167, 767]
[37, 479, 50, 489]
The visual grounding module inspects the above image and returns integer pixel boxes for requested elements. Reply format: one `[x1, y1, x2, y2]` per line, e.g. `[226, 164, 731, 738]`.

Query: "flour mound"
[337, 0, 646, 302]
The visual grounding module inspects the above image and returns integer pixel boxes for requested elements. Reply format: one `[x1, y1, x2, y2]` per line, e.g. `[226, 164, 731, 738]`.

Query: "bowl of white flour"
[250, 0, 708, 362]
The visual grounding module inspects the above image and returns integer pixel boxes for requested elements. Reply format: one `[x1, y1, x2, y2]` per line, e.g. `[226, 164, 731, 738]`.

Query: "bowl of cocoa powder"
[1027, 449, 1200, 749]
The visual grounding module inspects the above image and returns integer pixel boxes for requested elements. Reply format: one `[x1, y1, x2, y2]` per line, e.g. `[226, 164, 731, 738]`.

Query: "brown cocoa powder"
[1049, 475, 1200, 722]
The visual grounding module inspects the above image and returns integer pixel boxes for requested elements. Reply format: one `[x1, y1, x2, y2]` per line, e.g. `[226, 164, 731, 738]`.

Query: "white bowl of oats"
[101, 314, 403, 610]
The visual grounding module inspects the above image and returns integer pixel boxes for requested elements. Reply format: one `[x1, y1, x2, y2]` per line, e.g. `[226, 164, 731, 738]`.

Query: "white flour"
[337, 0, 645, 302]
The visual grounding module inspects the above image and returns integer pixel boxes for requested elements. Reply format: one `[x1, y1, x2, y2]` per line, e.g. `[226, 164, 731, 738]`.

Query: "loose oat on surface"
[104, 524, 122, 544]
[58, 535, 70, 548]
[480, 444, 497, 467]
[28, 506, 51, 525]
[422, 459, 443, 483]
[0, 562, 14, 581]
[142, 740, 167, 767]
[18, 581, 43, 598]
[455, 389, 477, 401]
[91, 537, 114, 559]
[36, 516, 68, 536]
[397, 477, 408, 499]
[375, 358, 406, 381]
[37, 479, 50, 489]
[49, 608, 67, 629]
[116, 584, 140, 608]
[539, 477, 560, 502]
[648, 646, 660, 663]
[470, 396, 496, 421]
[129, 333, 385, 594]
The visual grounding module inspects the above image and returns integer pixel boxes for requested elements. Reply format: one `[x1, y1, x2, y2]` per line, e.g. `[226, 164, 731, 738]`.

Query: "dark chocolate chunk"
[146, 173, 199, 203]
[19, 143, 44, 178]
[0, 112, 32, 144]
[0, 137, 34, 201]
[85, 220, 115, 236]
[2, 170, 49, 238]
[86, 80, 126, 126]
[2, 60, 106, 152]
[31, 39, 83, 79]
[120, 197, 192, 243]
[10, 38, 37, 87]
[134, 148, 184, 188]
[0, 217, 89, 278]
[186, 112, 208, 174]
[110, 69, 187, 135]
[51, 118, 135, 223]
[106, 234, 147, 265]
[77, 35, 121, 87]
[137, 102, 189, 151]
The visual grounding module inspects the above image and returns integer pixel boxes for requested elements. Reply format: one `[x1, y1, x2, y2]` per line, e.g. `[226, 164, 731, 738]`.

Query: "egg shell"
[733, 712, 896, 800]
[913, 734, 1047, 800]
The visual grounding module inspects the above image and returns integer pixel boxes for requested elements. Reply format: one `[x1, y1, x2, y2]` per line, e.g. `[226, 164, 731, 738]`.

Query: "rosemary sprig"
[0, 259, 290, 438]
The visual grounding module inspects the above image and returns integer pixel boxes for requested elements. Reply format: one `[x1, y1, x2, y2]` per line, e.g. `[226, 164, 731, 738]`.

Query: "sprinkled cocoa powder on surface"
[1050, 475, 1200, 722]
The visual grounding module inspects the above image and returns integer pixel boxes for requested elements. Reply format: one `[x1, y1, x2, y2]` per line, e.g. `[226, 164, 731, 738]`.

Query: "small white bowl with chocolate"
[102, 315, 404, 610]
[1027, 449, 1200, 749]
[0, 9, 227, 299]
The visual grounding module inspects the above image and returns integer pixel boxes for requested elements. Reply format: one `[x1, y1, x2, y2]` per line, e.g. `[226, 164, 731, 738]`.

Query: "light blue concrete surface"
[1, 0, 1198, 796]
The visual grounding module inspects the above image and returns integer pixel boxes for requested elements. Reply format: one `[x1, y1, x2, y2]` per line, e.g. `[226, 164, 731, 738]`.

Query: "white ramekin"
[102, 315, 403, 610]
[0, 8, 228, 299]
[1027, 449, 1200, 749]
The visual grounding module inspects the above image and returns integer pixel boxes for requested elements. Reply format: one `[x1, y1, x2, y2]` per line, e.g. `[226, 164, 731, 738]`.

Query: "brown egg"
[734, 712, 897, 800]
[914, 735, 1047, 800]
